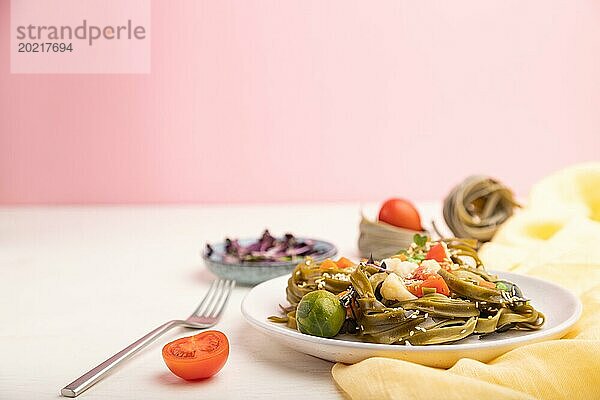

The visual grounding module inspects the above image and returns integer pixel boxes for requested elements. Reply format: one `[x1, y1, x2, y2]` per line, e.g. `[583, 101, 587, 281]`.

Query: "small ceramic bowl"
[202, 238, 337, 286]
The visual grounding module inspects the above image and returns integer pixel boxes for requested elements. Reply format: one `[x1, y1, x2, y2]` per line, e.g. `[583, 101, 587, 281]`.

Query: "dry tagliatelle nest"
[358, 214, 428, 260]
[443, 175, 520, 242]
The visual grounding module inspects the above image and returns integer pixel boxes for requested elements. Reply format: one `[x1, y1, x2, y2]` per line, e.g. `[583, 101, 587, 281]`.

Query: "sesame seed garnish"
[331, 273, 350, 281]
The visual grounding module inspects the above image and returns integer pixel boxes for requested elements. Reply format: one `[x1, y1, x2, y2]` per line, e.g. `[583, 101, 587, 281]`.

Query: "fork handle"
[61, 320, 179, 397]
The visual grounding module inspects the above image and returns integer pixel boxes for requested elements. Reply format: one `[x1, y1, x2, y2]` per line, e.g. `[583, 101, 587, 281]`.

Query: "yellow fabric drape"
[332, 262, 600, 400]
[333, 164, 600, 400]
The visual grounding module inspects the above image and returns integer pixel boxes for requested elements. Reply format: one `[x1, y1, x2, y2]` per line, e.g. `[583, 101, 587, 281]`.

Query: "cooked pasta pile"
[269, 236, 544, 345]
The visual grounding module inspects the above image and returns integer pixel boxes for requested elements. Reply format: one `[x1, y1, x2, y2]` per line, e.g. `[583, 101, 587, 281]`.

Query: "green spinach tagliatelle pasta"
[269, 237, 545, 345]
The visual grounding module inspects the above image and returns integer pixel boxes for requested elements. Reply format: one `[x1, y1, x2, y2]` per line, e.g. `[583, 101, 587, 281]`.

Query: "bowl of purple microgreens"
[203, 230, 337, 285]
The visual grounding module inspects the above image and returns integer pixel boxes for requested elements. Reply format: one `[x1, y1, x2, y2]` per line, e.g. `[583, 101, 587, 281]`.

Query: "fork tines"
[192, 279, 235, 319]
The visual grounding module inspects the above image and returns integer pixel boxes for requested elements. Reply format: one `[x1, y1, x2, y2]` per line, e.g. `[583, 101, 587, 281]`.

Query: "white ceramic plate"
[241, 271, 582, 368]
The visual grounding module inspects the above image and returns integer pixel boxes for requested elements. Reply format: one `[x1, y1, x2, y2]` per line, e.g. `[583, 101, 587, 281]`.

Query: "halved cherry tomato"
[162, 330, 229, 380]
[319, 259, 338, 270]
[336, 257, 354, 269]
[425, 244, 447, 262]
[407, 274, 450, 297]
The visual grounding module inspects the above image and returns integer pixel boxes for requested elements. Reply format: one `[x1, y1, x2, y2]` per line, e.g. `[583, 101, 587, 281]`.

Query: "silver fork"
[61, 279, 235, 398]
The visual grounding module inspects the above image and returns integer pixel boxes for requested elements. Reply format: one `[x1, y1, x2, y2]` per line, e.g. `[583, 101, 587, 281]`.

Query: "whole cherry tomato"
[378, 199, 423, 231]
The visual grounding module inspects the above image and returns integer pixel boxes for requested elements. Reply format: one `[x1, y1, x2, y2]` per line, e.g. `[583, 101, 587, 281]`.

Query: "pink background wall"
[1, 1, 599, 204]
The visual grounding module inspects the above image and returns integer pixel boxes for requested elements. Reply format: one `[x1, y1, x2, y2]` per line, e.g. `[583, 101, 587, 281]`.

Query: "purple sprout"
[208, 230, 324, 263]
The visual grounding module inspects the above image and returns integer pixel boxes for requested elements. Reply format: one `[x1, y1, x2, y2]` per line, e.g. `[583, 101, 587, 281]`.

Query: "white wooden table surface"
[0, 203, 441, 399]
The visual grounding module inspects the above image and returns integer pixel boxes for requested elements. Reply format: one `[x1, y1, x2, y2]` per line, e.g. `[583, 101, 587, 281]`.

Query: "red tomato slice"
[407, 274, 450, 297]
[425, 244, 447, 262]
[406, 282, 421, 297]
[411, 265, 429, 281]
[162, 331, 229, 380]
[411, 265, 441, 281]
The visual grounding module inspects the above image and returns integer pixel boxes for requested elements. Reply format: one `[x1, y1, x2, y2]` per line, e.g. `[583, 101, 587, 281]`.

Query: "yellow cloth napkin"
[333, 164, 600, 400]
[332, 268, 600, 400]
